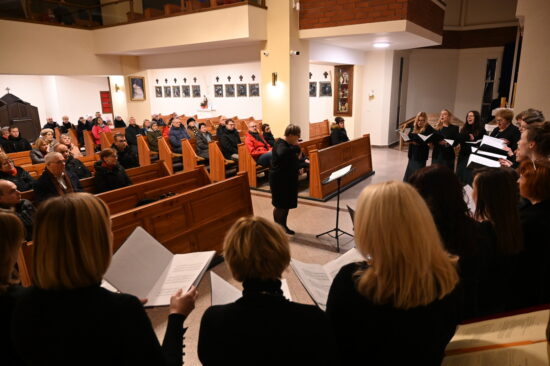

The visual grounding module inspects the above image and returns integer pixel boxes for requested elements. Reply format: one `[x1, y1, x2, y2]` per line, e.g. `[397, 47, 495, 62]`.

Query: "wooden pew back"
[300, 136, 331, 155]
[8, 151, 32, 167]
[181, 138, 201, 172]
[137, 135, 154, 166]
[309, 120, 330, 139]
[83, 130, 95, 156]
[237, 142, 267, 188]
[208, 141, 227, 183]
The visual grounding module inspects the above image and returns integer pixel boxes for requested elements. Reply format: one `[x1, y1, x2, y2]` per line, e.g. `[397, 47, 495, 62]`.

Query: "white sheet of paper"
[463, 185, 475, 215]
[471, 147, 478, 153]
[100, 280, 118, 293]
[467, 154, 501, 168]
[328, 164, 352, 181]
[476, 150, 508, 160]
[418, 133, 433, 142]
[445, 139, 455, 145]
[481, 135, 506, 149]
[399, 128, 411, 142]
[443, 342, 549, 366]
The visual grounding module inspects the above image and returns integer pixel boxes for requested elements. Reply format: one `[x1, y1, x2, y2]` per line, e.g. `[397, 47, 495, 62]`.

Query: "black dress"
[456, 128, 486, 185]
[403, 125, 435, 181]
[326, 262, 462, 366]
[1, 285, 24, 366]
[0, 166, 35, 192]
[269, 139, 300, 209]
[11, 285, 187, 366]
[93, 161, 132, 193]
[432, 125, 459, 170]
[490, 123, 521, 151]
[198, 279, 335, 366]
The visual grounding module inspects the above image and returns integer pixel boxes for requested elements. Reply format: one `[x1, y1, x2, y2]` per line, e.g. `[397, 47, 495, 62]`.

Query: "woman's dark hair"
[261, 124, 270, 133]
[473, 168, 523, 255]
[335, 117, 344, 124]
[284, 124, 301, 137]
[460, 110, 483, 136]
[198, 122, 206, 129]
[409, 165, 478, 256]
[187, 117, 196, 124]
[525, 121, 550, 158]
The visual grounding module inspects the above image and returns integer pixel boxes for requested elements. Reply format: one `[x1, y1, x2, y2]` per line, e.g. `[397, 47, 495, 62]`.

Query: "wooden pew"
[164, 3, 181, 15]
[237, 143, 269, 188]
[137, 135, 158, 166]
[308, 134, 374, 200]
[309, 120, 330, 139]
[181, 138, 205, 173]
[99, 131, 113, 150]
[68, 128, 80, 148]
[7, 150, 32, 167]
[54, 127, 61, 140]
[300, 135, 331, 155]
[96, 166, 211, 215]
[17, 242, 33, 287]
[110, 172, 253, 253]
[208, 141, 234, 182]
[83, 130, 95, 156]
[158, 137, 182, 174]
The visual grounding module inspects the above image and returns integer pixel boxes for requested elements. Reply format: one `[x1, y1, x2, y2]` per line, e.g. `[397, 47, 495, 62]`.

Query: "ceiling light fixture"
[373, 42, 391, 48]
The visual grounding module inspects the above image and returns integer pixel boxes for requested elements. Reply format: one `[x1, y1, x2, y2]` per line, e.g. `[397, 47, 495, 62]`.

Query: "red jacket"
[245, 132, 271, 160]
[91, 124, 111, 145]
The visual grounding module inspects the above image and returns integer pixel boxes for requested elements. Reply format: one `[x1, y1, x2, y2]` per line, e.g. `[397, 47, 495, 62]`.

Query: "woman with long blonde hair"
[403, 111, 434, 181]
[326, 181, 461, 366]
[432, 109, 459, 170]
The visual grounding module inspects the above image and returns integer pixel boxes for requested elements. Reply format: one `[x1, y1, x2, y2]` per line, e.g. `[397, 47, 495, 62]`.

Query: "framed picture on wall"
[237, 84, 247, 97]
[249, 83, 260, 97]
[309, 82, 317, 97]
[214, 84, 224, 97]
[163, 86, 171, 98]
[225, 84, 235, 97]
[128, 76, 146, 101]
[182, 85, 190, 97]
[334, 65, 353, 116]
[319, 82, 332, 97]
[192, 85, 201, 98]
[155, 86, 162, 98]
[172, 85, 181, 98]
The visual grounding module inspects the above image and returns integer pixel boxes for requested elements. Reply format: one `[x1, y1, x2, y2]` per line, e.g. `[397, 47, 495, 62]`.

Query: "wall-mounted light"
[373, 42, 391, 49]
[114, 83, 121, 92]
[272, 72, 278, 86]
[262, 50, 269, 57]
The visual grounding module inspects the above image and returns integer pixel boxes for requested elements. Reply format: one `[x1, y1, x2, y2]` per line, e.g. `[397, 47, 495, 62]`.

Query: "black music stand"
[316, 165, 353, 252]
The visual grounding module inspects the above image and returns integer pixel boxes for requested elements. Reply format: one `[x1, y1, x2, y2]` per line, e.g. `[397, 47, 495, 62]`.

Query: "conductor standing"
[269, 124, 302, 235]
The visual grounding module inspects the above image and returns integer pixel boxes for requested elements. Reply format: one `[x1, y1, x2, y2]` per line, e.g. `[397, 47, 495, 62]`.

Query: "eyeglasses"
[1, 159, 14, 166]
[117, 139, 127, 143]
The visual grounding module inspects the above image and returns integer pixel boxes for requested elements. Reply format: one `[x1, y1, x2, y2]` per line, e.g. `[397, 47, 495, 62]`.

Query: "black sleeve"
[330, 131, 338, 145]
[196, 135, 208, 152]
[20, 169, 35, 191]
[94, 170, 108, 193]
[219, 135, 232, 156]
[126, 128, 137, 146]
[161, 314, 187, 366]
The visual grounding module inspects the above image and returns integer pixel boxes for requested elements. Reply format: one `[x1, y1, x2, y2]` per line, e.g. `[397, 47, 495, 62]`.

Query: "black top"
[43, 122, 59, 136]
[65, 156, 92, 179]
[60, 121, 74, 134]
[457, 127, 486, 157]
[330, 127, 349, 146]
[219, 129, 240, 159]
[269, 138, 301, 209]
[125, 125, 143, 148]
[112, 143, 139, 169]
[93, 161, 132, 193]
[198, 279, 334, 366]
[8, 136, 32, 152]
[0, 166, 35, 192]
[490, 123, 521, 151]
[263, 131, 275, 147]
[114, 118, 127, 128]
[1, 286, 24, 366]
[326, 262, 462, 366]
[432, 125, 459, 162]
[407, 125, 435, 161]
[35, 169, 81, 203]
[11, 285, 186, 366]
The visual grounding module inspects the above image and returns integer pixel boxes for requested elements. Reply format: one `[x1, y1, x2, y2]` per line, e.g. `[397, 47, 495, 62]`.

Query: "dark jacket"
[65, 156, 92, 179]
[76, 120, 92, 146]
[1, 136, 12, 153]
[168, 126, 190, 153]
[111, 144, 139, 170]
[152, 117, 166, 127]
[35, 169, 81, 203]
[490, 123, 521, 152]
[216, 124, 225, 137]
[8, 136, 32, 152]
[330, 125, 350, 145]
[114, 118, 126, 128]
[11, 285, 186, 366]
[326, 262, 462, 366]
[198, 279, 334, 366]
[195, 131, 212, 160]
[219, 129, 240, 159]
[0, 166, 35, 192]
[1, 285, 24, 366]
[60, 121, 74, 134]
[43, 122, 59, 135]
[147, 130, 163, 152]
[263, 131, 275, 147]
[93, 161, 131, 193]
[0, 199, 36, 241]
[269, 139, 301, 209]
[125, 124, 143, 150]
[432, 125, 459, 168]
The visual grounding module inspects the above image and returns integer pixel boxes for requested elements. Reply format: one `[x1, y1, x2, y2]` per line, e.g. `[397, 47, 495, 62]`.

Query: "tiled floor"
[146, 146, 409, 365]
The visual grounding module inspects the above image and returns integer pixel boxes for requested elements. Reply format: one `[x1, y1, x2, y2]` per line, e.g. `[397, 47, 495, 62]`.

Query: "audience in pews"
[91, 117, 111, 146]
[490, 108, 521, 152]
[403, 112, 434, 181]
[198, 216, 334, 366]
[261, 123, 275, 147]
[195, 123, 212, 160]
[125, 117, 142, 154]
[42, 117, 59, 136]
[330, 117, 350, 146]
[219, 119, 240, 161]
[39, 128, 57, 152]
[245, 121, 272, 167]
[456, 110, 485, 185]
[59, 133, 82, 158]
[7, 126, 32, 153]
[516, 108, 545, 132]
[0, 211, 25, 366]
[111, 133, 139, 169]
[0, 180, 35, 241]
[0, 154, 34, 192]
[30, 138, 50, 164]
[114, 115, 127, 128]
[432, 109, 459, 170]
[92, 111, 102, 125]
[94, 148, 132, 193]
[216, 117, 227, 137]
[326, 181, 461, 366]
[143, 119, 153, 133]
[60, 116, 74, 134]
[0, 127, 11, 152]
[76, 116, 92, 147]
[147, 122, 163, 152]
[269, 124, 302, 235]
[35, 152, 81, 203]
[186, 118, 199, 138]
[10, 193, 197, 365]
[152, 113, 166, 127]
[54, 144, 91, 179]
[169, 119, 190, 154]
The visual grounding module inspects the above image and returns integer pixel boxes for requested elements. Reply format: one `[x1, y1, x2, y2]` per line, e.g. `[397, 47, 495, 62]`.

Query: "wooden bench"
[308, 134, 374, 200]
[159, 137, 183, 174]
[181, 138, 205, 173]
[309, 120, 330, 139]
[110, 172, 253, 253]
[83, 130, 96, 156]
[137, 135, 158, 166]
[7, 150, 32, 167]
[237, 143, 269, 188]
[208, 141, 235, 182]
[300, 135, 331, 155]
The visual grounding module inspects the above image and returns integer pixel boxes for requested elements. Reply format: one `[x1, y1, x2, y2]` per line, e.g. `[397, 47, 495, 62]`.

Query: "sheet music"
[476, 150, 508, 160]
[418, 133, 433, 142]
[100, 280, 118, 293]
[443, 343, 549, 366]
[324, 248, 364, 279]
[467, 154, 501, 168]
[481, 135, 506, 149]
[463, 185, 476, 215]
[328, 165, 352, 181]
[445, 139, 455, 145]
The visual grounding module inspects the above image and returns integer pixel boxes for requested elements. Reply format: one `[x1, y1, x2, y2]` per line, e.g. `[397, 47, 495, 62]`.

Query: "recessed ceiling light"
[373, 42, 391, 48]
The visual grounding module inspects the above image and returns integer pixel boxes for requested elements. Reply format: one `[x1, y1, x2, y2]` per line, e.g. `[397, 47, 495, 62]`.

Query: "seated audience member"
[0, 180, 35, 242]
[59, 116, 74, 134]
[146, 122, 163, 152]
[0, 127, 11, 153]
[30, 138, 50, 165]
[114, 115, 126, 128]
[143, 119, 153, 133]
[125, 117, 142, 154]
[39, 128, 57, 152]
[94, 148, 132, 193]
[35, 152, 80, 203]
[168, 119, 190, 154]
[0, 211, 25, 366]
[195, 123, 212, 160]
[0, 154, 34, 192]
[261, 124, 275, 147]
[198, 216, 334, 366]
[91, 117, 111, 146]
[409, 165, 485, 319]
[245, 121, 272, 167]
[516, 108, 545, 132]
[76, 116, 91, 147]
[42, 117, 59, 136]
[330, 117, 350, 146]
[491, 108, 521, 152]
[219, 119, 240, 161]
[11, 193, 197, 365]
[152, 114, 166, 127]
[59, 134, 81, 158]
[517, 160, 550, 307]
[186, 118, 199, 138]
[326, 181, 461, 366]
[111, 133, 138, 169]
[8, 126, 32, 153]
[472, 168, 523, 314]
[216, 117, 226, 137]
[92, 111, 102, 125]
[54, 144, 91, 179]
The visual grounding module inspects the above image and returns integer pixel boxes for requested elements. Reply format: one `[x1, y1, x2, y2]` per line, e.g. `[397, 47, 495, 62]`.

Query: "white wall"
[0, 75, 48, 123]
[308, 63, 334, 123]
[146, 62, 262, 119]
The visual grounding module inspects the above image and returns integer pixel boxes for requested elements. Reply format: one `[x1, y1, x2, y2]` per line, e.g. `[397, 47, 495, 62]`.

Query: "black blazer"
[198, 279, 335, 366]
[0, 166, 35, 192]
[93, 161, 132, 193]
[219, 129, 240, 159]
[269, 139, 301, 209]
[35, 169, 81, 203]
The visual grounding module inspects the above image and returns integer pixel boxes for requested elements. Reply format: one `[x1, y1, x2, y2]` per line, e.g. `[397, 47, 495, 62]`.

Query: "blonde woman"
[30, 138, 50, 164]
[198, 216, 334, 366]
[403, 112, 434, 181]
[11, 193, 197, 365]
[326, 181, 461, 366]
[432, 109, 459, 170]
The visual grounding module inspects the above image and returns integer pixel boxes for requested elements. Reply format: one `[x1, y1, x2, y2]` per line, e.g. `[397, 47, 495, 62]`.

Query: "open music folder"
[478, 135, 509, 155]
[103, 226, 215, 307]
[290, 248, 364, 310]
